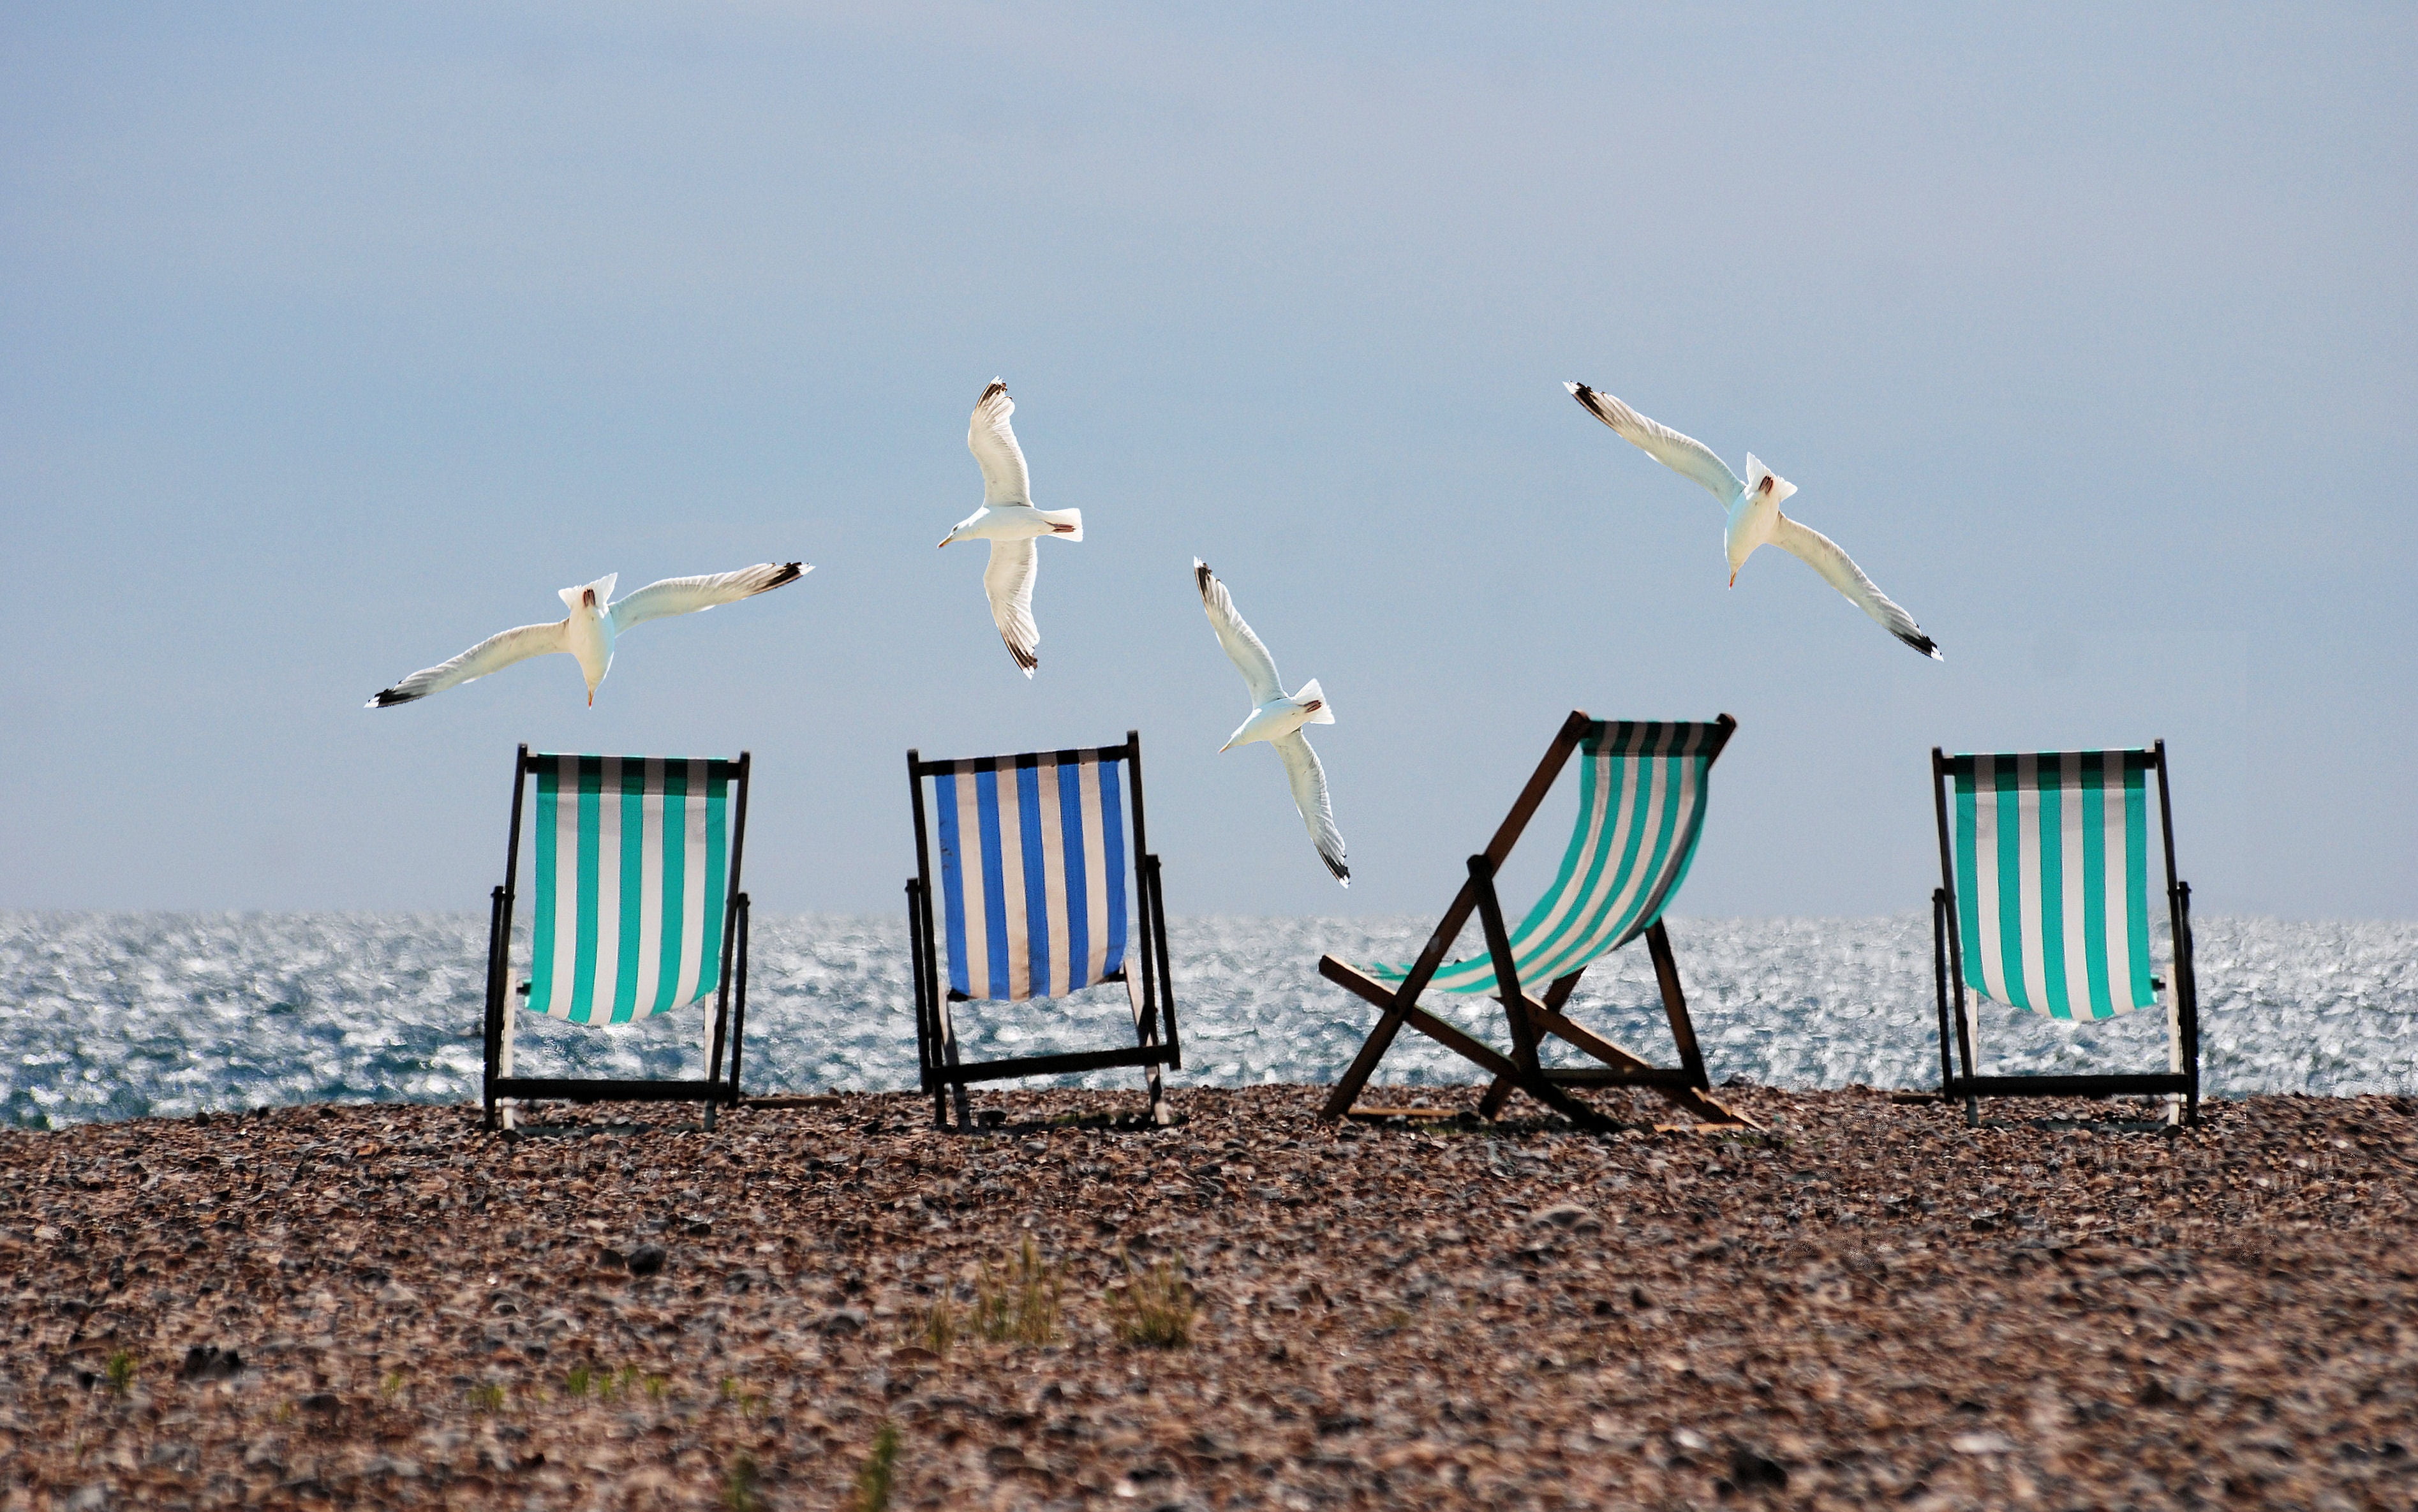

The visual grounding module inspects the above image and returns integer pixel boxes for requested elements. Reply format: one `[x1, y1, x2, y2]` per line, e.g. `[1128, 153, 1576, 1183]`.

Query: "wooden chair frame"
[1319, 711, 1752, 1131]
[904, 730, 1180, 1130]
[480, 744, 753, 1132]
[1930, 741, 2201, 1128]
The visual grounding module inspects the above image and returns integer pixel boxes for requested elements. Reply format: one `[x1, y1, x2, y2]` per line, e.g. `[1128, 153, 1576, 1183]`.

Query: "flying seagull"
[367, 561, 808, 708]
[1194, 559, 1349, 886]
[1566, 382, 1941, 659]
[936, 380, 1084, 677]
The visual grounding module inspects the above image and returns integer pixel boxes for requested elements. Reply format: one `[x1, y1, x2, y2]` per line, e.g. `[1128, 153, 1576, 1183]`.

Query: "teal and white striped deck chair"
[904, 731, 1180, 1131]
[480, 745, 756, 1131]
[1930, 742, 2200, 1127]
[1319, 711, 1751, 1131]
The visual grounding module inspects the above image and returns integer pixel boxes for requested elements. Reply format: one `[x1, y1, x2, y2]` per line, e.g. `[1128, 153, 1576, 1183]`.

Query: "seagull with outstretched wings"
[1194, 558, 1349, 886]
[936, 380, 1084, 677]
[367, 561, 808, 708]
[1567, 382, 1941, 659]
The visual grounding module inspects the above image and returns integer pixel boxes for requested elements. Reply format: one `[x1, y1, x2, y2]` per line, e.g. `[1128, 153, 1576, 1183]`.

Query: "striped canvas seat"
[1928, 741, 2199, 1126]
[480, 745, 756, 1131]
[524, 754, 734, 1023]
[1946, 750, 2157, 1019]
[1362, 720, 1723, 998]
[906, 734, 1178, 1129]
[932, 751, 1129, 1002]
[1317, 712, 1750, 1131]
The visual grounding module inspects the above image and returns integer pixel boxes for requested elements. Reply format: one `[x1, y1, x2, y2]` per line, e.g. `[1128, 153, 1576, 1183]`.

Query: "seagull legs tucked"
[1195, 559, 1351, 886]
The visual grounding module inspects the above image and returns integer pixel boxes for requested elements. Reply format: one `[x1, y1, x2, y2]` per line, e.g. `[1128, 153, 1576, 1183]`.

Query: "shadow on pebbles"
[3, 1084, 2415, 1509]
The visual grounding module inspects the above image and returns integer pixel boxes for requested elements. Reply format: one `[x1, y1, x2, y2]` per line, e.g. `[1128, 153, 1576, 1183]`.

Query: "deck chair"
[1931, 743, 2200, 1127]
[904, 730, 1179, 1130]
[1319, 711, 1751, 1131]
[481, 746, 754, 1132]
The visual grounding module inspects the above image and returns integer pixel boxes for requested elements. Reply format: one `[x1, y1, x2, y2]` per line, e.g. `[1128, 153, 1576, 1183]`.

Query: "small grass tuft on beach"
[908, 1296, 964, 1356]
[723, 1450, 765, 1512]
[105, 1351, 135, 1395]
[1108, 1249, 1198, 1349]
[849, 1421, 901, 1512]
[972, 1236, 1062, 1346]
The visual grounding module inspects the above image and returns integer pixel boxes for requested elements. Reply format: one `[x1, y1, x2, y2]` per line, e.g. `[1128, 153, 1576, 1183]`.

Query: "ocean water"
[1, 912, 2412, 1129]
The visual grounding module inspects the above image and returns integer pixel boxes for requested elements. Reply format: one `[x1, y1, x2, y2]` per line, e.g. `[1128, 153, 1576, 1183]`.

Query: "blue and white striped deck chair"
[480, 746, 756, 1131]
[904, 730, 1179, 1130]
[1319, 712, 1751, 1130]
[1931, 743, 2200, 1127]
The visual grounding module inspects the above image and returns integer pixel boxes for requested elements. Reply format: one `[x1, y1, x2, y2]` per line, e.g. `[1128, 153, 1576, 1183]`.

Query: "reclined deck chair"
[1931, 743, 2200, 1127]
[1319, 711, 1751, 1131]
[904, 731, 1179, 1130]
[481, 746, 754, 1132]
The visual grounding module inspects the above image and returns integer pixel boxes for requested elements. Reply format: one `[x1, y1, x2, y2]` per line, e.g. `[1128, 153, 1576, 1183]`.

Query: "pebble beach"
[5, 1083, 2414, 1510]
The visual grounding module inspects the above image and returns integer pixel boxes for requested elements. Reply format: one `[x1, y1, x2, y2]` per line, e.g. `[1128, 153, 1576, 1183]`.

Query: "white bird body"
[1566, 382, 1941, 660]
[559, 575, 618, 700]
[1220, 678, 1334, 753]
[939, 501, 1084, 545]
[368, 561, 807, 708]
[937, 380, 1081, 676]
[1195, 560, 1349, 886]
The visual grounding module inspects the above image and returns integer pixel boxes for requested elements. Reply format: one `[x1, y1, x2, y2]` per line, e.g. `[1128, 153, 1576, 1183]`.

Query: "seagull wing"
[967, 380, 1032, 505]
[367, 619, 568, 708]
[1272, 730, 1350, 886]
[1769, 514, 1943, 660]
[1192, 559, 1284, 705]
[609, 562, 808, 632]
[984, 537, 1041, 676]
[1566, 383, 1744, 506]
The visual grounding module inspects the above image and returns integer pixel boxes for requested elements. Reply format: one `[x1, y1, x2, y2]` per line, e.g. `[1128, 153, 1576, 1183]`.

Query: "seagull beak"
[1217, 739, 1235, 754]
[1727, 570, 1737, 588]
[587, 690, 595, 708]
[936, 535, 953, 549]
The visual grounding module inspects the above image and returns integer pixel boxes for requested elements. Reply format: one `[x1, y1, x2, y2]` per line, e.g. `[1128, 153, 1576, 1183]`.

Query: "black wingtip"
[1897, 628, 1943, 660]
[1194, 560, 1214, 597]
[977, 379, 1008, 406]
[1323, 852, 1351, 884]
[369, 687, 420, 709]
[764, 561, 805, 592]
[1003, 636, 1038, 674]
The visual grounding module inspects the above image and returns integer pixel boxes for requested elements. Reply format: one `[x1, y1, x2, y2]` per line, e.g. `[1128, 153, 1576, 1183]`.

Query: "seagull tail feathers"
[1038, 507, 1083, 541]
[1741, 454, 1797, 507]
[1295, 678, 1335, 724]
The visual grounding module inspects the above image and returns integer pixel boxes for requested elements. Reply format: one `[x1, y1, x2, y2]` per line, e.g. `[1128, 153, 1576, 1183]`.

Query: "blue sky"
[3, 3, 2410, 919]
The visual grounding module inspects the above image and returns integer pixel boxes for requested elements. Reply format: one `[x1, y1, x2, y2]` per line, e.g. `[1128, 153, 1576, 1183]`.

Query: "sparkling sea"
[1, 913, 2412, 1129]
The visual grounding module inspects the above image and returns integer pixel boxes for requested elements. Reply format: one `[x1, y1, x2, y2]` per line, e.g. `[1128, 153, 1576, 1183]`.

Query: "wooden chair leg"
[1645, 923, 1709, 1089]
[1480, 972, 1582, 1117]
[1319, 957, 1424, 1118]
